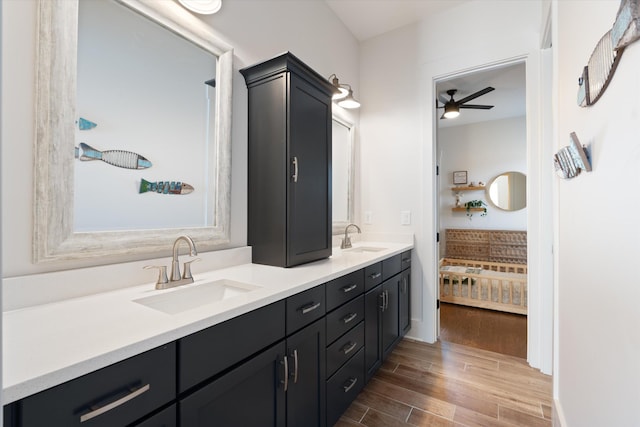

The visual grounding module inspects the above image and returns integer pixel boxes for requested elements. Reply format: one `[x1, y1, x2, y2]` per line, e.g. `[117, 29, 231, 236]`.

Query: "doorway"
[434, 60, 528, 358]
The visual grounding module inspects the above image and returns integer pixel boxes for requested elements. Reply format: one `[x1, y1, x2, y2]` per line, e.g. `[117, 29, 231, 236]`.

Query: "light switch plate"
[401, 211, 411, 225]
[364, 211, 372, 224]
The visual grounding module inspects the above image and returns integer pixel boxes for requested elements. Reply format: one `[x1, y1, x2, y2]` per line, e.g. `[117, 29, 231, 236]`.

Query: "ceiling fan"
[437, 87, 495, 119]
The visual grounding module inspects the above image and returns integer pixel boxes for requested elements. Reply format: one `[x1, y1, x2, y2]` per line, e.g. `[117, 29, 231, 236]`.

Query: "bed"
[439, 229, 528, 315]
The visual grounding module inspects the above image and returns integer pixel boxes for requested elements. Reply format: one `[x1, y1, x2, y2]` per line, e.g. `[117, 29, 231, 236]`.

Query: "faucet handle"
[182, 258, 201, 280]
[144, 265, 169, 287]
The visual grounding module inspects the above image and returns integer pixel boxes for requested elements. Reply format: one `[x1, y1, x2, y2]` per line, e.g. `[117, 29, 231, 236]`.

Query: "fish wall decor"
[139, 179, 194, 195]
[77, 117, 97, 130]
[75, 142, 152, 169]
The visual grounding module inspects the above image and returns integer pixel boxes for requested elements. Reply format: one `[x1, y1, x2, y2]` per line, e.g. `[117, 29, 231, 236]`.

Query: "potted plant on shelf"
[464, 200, 487, 218]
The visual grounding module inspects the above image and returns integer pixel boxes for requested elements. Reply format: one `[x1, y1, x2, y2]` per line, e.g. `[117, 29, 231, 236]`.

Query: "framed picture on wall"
[453, 170, 468, 185]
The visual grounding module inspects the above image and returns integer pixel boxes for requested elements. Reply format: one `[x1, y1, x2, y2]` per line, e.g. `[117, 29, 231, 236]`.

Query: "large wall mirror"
[332, 115, 355, 234]
[487, 171, 527, 211]
[34, 0, 233, 262]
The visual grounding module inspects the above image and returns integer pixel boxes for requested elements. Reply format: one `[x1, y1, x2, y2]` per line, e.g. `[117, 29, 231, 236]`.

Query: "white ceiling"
[324, 0, 473, 42]
[324, 0, 526, 128]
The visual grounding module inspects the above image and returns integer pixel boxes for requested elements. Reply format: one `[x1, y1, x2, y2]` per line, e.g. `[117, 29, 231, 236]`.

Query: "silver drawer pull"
[341, 284, 358, 293]
[342, 312, 358, 324]
[402, 257, 411, 264]
[343, 377, 358, 393]
[300, 302, 321, 314]
[292, 156, 299, 183]
[80, 383, 150, 423]
[341, 341, 358, 355]
[369, 272, 381, 280]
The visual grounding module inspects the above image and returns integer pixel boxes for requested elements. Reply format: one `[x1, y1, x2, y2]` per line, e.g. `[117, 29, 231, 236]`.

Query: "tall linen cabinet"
[241, 52, 334, 267]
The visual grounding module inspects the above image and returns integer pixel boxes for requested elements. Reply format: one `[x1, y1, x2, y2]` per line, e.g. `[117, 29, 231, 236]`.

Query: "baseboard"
[553, 398, 567, 427]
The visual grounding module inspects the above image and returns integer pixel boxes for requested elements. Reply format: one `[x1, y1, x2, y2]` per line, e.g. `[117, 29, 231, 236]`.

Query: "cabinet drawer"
[19, 343, 176, 427]
[326, 348, 365, 427]
[134, 404, 176, 427]
[326, 321, 364, 377]
[382, 254, 402, 281]
[326, 269, 364, 311]
[179, 300, 285, 393]
[286, 284, 325, 334]
[326, 295, 364, 344]
[364, 262, 382, 292]
[401, 250, 412, 271]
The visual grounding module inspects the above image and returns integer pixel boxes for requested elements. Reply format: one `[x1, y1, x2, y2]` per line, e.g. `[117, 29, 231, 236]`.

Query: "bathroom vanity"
[3, 244, 412, 426]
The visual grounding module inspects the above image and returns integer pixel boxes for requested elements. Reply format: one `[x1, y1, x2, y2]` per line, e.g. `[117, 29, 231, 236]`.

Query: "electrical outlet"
[364, 211, 372, 224]
[401, 211, 411, 225]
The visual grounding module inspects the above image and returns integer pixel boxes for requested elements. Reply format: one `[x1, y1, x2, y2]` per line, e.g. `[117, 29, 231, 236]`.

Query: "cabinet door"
[180, 342, 286, 427]
[364, 285, 383, 381]
[286, 319, 326, 427]
[287, 73, 332, 266]
[400, 268, 411, 337]
[382, 274, 400, 359]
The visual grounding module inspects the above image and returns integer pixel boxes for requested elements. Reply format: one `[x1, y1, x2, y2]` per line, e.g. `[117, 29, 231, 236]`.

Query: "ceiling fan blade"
[458, 104, 494, 110]
[455, 86, 495, 105]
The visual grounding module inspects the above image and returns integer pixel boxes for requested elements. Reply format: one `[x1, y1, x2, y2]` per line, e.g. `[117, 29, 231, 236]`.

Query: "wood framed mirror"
[33, 0, 233, 263]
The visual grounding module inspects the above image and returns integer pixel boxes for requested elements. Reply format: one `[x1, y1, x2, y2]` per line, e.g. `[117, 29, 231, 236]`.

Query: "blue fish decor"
[75, 142, 152, 169]
[77, 117, 97, 130]
[139, 179, 194, 195]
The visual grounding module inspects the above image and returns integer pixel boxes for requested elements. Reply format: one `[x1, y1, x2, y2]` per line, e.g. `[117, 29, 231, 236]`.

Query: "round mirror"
[487, 171, 526, 211]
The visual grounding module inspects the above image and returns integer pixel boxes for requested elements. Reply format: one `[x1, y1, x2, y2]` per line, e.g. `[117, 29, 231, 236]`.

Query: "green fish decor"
[139, 179, 194, 195]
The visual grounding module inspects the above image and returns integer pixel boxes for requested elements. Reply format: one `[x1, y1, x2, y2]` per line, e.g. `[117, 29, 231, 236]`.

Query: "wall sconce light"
[328, 74, 360, 109]
[178, 0, 222, 14]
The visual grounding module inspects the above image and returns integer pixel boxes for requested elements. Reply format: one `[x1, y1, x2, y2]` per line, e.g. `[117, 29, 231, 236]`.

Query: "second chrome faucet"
[145, 235, 199, 290]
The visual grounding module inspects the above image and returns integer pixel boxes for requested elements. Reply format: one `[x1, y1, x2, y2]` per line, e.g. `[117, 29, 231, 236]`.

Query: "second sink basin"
[343, 246, 387, 254]
[133, 279, 261, 315]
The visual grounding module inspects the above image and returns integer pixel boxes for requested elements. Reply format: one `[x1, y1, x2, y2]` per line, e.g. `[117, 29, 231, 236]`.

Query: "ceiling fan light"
[443, 103, 459, 119]
[337, 88, 360, 109]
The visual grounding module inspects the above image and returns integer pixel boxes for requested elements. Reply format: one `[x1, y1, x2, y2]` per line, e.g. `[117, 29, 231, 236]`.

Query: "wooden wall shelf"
[452, 207, 485, 212]
[452, 186, 485, 192]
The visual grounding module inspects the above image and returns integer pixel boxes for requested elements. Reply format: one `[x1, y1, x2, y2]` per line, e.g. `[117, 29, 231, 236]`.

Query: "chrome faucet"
[171, 235, 198, 283]
[144, 235, 199, 290]
[341, 223, 361, 249]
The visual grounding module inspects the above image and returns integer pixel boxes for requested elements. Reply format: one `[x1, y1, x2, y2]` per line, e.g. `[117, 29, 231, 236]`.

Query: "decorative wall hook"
[553, 132, 592, 179]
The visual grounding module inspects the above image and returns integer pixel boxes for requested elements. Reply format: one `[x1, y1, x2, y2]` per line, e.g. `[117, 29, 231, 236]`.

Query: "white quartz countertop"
[3, 242, 412, 404]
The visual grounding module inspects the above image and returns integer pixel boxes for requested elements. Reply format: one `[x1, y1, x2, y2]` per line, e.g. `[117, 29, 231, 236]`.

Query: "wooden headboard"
[445, 228, 527, 265]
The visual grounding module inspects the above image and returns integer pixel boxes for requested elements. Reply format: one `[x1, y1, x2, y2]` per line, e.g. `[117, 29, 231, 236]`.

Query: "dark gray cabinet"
[4, 251, 411, 427]
[240, 52, 335, 268]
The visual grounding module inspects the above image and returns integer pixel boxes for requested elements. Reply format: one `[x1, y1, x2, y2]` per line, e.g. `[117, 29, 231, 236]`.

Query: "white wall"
[438, 116, 527, 232]
[554, 1, 640, 425]
[359, 1, 544, 351]
[1, 1, 359, 279]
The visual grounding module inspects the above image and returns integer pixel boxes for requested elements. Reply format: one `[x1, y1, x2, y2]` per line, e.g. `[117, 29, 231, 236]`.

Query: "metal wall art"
[577, 0, 640, 107]
[553, 132, 592, 179]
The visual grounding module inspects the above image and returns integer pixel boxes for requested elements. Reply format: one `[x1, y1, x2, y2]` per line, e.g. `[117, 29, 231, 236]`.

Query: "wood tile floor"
[335, 339, 552, 427]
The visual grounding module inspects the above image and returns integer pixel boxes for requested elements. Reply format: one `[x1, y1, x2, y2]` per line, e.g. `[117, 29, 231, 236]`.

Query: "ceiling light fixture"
[178, 0, 222, 15]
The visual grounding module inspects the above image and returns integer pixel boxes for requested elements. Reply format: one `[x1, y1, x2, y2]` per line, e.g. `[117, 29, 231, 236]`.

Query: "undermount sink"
[343, 246, 387, 254]
[133, 279, 261, 315]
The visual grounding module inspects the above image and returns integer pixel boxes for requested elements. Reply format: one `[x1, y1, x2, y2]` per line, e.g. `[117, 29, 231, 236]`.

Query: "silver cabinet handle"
[385, 290, 389, 310]
[379, 292, 385, 310]
[369, 272, 381, 280]
[343, 377, 358, 393]
[342, 312, 358, 324]
[80, 383, 150, 423]
[402, 277, 408, 293]
[300, 302, 321, 314]
[281, 355, 289, 391]
[292, 156, 299, 182]
[341, 341, 358, 355]
[291, 349, 299, 384]
[342, 284, 358, 293]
